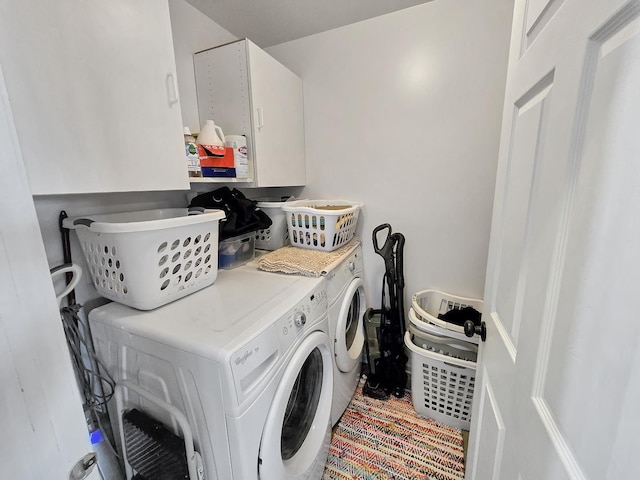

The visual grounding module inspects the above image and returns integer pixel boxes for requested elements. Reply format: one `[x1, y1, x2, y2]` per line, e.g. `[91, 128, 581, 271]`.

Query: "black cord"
[59, 304, 122, 465]
[60, 305, 116, 407]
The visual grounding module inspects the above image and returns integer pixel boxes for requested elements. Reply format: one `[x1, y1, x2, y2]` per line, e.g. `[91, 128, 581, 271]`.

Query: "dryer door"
[258, 331, 333, 480]
[335, 277, 366, 373]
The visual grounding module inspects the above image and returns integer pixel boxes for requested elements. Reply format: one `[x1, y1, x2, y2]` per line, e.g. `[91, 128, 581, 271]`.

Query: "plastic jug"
[197, 120, 225, 147]
[224, 135, 249, 179]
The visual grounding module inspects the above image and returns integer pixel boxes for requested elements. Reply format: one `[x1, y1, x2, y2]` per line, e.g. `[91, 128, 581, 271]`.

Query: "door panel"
[493, 76, 553, 347]
[468, 0, 640, 478]
[524, 0, 566, 50]
[542, 13, 640, 477]
[471, 371, 505, 480]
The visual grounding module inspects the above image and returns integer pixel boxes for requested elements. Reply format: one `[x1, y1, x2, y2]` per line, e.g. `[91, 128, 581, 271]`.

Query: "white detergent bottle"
[197, 120, 226, 157]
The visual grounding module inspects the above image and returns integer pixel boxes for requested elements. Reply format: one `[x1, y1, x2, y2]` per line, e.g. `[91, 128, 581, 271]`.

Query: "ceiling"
[186, 0, 433, 48]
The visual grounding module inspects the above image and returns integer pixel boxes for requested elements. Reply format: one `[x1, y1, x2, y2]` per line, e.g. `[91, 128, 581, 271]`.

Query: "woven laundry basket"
[281, 200, 362, 252]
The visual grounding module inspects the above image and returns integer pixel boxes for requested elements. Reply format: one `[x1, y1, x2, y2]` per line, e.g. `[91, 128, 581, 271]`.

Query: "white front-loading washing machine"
[325, 244, 366, 425]
[89, 266, 333, 480]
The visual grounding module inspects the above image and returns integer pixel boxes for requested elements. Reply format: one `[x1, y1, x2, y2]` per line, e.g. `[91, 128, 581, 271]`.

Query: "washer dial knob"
[294, 311, 307, 327]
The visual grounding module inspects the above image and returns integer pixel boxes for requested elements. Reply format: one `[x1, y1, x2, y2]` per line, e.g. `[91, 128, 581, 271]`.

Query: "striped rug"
[323, 386, 465, 480]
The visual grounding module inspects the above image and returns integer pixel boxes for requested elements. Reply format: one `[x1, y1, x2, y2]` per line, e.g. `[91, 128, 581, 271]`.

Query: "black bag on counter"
[189, 187, 272, 240]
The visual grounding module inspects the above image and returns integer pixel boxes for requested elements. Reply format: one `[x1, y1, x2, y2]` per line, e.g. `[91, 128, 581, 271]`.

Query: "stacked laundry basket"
[404, 290, 483, 430]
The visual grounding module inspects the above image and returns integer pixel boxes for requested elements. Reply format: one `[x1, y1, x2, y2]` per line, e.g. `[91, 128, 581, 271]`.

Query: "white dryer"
[325, 244, 366, 425]
[89, 267, 333, 480]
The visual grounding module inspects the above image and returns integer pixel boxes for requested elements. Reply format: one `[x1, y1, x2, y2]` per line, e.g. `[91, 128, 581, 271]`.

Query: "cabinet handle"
[166, 73, 179, 106]
[257, 107, 264, 129]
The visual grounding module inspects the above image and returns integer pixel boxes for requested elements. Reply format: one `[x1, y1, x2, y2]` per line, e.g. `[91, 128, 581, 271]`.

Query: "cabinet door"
[247, 40, 306, 187]
[193, 39, 305, 187]
[194, 40, 256, 184]
[0, 0, 189, 194]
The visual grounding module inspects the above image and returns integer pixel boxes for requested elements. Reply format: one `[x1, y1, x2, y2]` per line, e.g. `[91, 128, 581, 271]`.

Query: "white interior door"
[467, 0, 640, 478]
[0, 65, 96, 479]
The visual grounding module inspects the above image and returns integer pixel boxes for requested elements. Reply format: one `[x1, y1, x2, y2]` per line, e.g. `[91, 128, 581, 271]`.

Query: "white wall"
[169, 0, 237, 133]
[267, 0, 513, 305]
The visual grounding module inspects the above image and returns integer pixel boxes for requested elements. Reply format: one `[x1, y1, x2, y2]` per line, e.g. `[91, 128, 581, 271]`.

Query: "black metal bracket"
[58, 210, 76, 306]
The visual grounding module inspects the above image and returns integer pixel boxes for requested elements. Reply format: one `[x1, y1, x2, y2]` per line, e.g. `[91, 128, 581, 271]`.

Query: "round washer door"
[335, 277, 366, 373]
[259, 330, 333, 480]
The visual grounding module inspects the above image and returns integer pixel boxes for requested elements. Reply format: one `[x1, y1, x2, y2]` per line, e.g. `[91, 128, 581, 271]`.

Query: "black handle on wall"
[58, 210, 76, 306]
[464, 320, 487, 342]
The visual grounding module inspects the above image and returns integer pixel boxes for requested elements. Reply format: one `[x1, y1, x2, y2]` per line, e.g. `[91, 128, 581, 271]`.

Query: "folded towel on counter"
[258, 238, 361, 277]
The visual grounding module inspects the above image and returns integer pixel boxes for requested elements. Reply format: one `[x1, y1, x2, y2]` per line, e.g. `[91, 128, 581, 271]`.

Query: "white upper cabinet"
[194, 39, 306, 187]
[0, 0, 189, 194]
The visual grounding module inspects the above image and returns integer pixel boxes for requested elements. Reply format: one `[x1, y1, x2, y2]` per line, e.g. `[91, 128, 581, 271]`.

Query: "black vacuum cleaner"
[363, 224, 408, 399]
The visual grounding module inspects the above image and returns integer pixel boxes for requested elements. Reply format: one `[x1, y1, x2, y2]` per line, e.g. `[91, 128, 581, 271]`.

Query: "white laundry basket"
[281, 200, 363, 252]
[255, 201, 289, 251]
[64, 208, 225, 310]
[411, 289, 484, 334]
[408, 307, 479, 345]
[405, 325, 477, 430]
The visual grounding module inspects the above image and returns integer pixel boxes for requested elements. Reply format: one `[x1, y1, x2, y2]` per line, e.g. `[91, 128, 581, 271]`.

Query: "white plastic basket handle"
[62, 209, 226, 233]
[281, 200, 363, 215]
[50, 263, 82, 308]
[408, 306, 479, 344]
[404, 331, 477, 370]
[407, 322, 478, 354]
[71, 218, 95, 228]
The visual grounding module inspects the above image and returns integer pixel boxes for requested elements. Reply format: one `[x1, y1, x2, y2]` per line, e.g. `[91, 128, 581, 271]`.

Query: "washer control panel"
[276, 286, 327, 353]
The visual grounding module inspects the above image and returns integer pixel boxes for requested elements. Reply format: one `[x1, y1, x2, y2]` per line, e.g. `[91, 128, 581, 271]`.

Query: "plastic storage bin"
[64, 208, 225, 310]
[218, 231, 256, 269]
[412, 289, 484, 335]
[405, 326, 477, 430]
[255, 201, 289, 251]
[281, 200, 363, 252]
